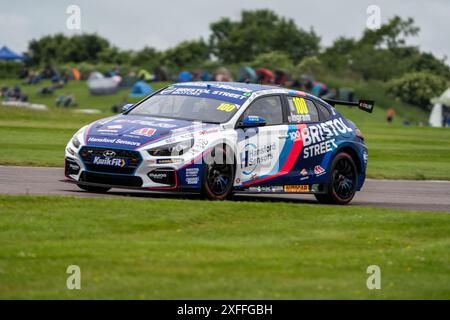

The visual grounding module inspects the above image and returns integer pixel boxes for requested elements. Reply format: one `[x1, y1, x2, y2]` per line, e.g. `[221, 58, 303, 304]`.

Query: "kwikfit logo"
[92, 156, 126, 167]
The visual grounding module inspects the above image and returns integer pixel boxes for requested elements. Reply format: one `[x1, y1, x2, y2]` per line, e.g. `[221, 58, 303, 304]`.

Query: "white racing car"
[65, 82, 372, 204]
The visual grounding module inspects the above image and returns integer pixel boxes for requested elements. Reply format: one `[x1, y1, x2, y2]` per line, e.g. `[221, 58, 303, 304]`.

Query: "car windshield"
[128, 86, 249, 123]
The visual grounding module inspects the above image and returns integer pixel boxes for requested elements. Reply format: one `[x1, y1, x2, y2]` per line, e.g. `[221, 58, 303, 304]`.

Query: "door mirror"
[121, 103, 134, 113]
[238, 115, 266, 128]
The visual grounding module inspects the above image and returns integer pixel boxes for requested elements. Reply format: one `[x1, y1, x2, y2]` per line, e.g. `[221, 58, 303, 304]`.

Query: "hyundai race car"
[64, 82, 374, 204]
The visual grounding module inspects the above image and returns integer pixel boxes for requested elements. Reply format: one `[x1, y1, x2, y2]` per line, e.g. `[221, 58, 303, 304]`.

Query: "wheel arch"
[201, 142, 236, 200]
[204, 137, 237, 169]
[330, 143, 366, 191]
[335, 145, 362, 174]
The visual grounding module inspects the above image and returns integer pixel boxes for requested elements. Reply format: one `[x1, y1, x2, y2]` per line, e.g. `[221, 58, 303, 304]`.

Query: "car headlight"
[148, 139, 194, 157]
[71, 136, 81, 149]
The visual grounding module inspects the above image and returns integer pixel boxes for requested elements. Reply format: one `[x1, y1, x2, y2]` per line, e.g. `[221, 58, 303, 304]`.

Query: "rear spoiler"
[323, 99, 375, 113]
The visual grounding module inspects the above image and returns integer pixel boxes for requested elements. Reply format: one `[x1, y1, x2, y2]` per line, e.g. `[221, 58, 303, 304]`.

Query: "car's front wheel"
[315, 152, 358, 205]
[77, 184, 111, 193]
[202, 145, 235, 200]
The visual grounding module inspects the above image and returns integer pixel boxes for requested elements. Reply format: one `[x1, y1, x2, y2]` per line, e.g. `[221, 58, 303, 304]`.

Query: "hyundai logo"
[103, 150, 116, 157]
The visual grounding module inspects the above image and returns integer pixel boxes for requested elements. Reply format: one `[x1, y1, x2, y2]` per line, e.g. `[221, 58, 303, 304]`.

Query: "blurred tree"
[27, 33, 110, 65]
[320, 37, 357, 73]
[360, 16, 419, 49]
[27, 33, 68, 65]
[65, 34, 110, 63]
[410, 51, 450, 79]
[130, 47, 162, 69]
[97, 47, 132, 65]
[252, 51, 293, 71]
[209, 9, 320, 63]
[350, 45, 409, 81]
[386, 72, 448, 109]
[21, 13, 450, 87]
[320, 16, 450, 82]
[271, 18, 320, 63]
[162, 39, 210, 68]
[293, 56, 325, 78]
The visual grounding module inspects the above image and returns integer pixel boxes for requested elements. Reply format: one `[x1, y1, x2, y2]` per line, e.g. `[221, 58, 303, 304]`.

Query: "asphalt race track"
[1, 165, 449, 212]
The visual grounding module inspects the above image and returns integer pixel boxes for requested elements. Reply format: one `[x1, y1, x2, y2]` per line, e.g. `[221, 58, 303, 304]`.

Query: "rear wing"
[323, 99, 375, 113]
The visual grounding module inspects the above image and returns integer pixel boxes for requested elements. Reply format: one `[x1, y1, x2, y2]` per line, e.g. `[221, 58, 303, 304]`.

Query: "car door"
[234, 95, 290, 187]
[284, 95, 329, 183]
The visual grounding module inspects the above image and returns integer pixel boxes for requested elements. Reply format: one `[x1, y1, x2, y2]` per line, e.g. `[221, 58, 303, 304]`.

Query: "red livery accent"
[314, 165, 325, 175]
[132, 127, 156, 136]
[244, 124, 306, 186]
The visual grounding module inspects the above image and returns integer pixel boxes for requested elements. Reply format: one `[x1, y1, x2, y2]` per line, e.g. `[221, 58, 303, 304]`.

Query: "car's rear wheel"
[315, 152, 358, 205]
[202, 145, 235, 200]
[77, 184, 111, 193]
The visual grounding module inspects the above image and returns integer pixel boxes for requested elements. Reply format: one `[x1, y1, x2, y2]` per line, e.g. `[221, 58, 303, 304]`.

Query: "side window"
[243, 96, 283, 125]
[286, 96, 319, 123]
[316, 102, 332, 121]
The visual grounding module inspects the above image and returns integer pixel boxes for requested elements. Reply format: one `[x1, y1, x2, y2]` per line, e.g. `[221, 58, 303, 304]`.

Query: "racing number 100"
[292, 97, 309, 115]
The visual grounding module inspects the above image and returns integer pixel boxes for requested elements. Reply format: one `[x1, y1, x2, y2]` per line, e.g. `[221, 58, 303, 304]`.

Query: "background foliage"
[386, 72, 448, 109]
[4, 10, 450, 109]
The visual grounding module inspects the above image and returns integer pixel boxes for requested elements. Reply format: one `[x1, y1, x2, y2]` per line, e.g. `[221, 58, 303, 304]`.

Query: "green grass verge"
[0, 109, 98, 167]
[363, 125, 450, 180]
[0, 79, 171, 113]
[0, 195, 448, 299]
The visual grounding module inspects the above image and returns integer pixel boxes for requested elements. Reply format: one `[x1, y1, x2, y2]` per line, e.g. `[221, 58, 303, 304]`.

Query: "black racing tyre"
[314, 152, 358, 205]
[77, 184, 111, 193]
[202, 145, 235, 200]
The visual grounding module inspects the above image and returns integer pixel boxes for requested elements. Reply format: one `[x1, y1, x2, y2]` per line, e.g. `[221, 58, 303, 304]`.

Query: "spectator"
[13, 85, 21, 98]
[64, 93, 74, 108]
[19, 68, 29, 79]
[40, 86, 56, 95]
[112, 96, 129, 113]
[443, 112, 449, 128]
[54, 79, 66, 89]
[56, 94, 65, 107]
[25, 71, 42, 85]
[0, 86, 8, 98]
[323, 87, 337, 99]
[386, 108, 396, 124]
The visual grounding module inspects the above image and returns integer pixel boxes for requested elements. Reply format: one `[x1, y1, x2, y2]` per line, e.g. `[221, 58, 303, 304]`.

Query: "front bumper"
[65, 145, 202, 191]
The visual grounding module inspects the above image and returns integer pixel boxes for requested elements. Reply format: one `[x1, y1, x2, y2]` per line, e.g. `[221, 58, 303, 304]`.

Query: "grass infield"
[0, 195, 448, 299]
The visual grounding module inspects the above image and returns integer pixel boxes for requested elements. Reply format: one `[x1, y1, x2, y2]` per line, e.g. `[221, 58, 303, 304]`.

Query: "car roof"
[173, 81, 281, 93]
[171, 81, 331, 108]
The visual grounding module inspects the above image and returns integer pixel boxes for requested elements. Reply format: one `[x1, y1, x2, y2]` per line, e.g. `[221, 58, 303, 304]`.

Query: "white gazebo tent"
[429, 88, 450, 127]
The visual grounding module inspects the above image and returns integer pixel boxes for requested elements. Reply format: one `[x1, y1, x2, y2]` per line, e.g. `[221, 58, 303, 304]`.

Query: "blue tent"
[0, 46, 25, 61]
[177, 71, 193, 82]
[201, 71, 212, 81]
[129, 81, 153, 98]
[312, 82, 327, 97]
[237, 67, 257, 83]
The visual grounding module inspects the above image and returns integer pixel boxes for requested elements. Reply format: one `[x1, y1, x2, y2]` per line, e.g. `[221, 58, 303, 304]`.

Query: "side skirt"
[234, 183, 329, 194]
